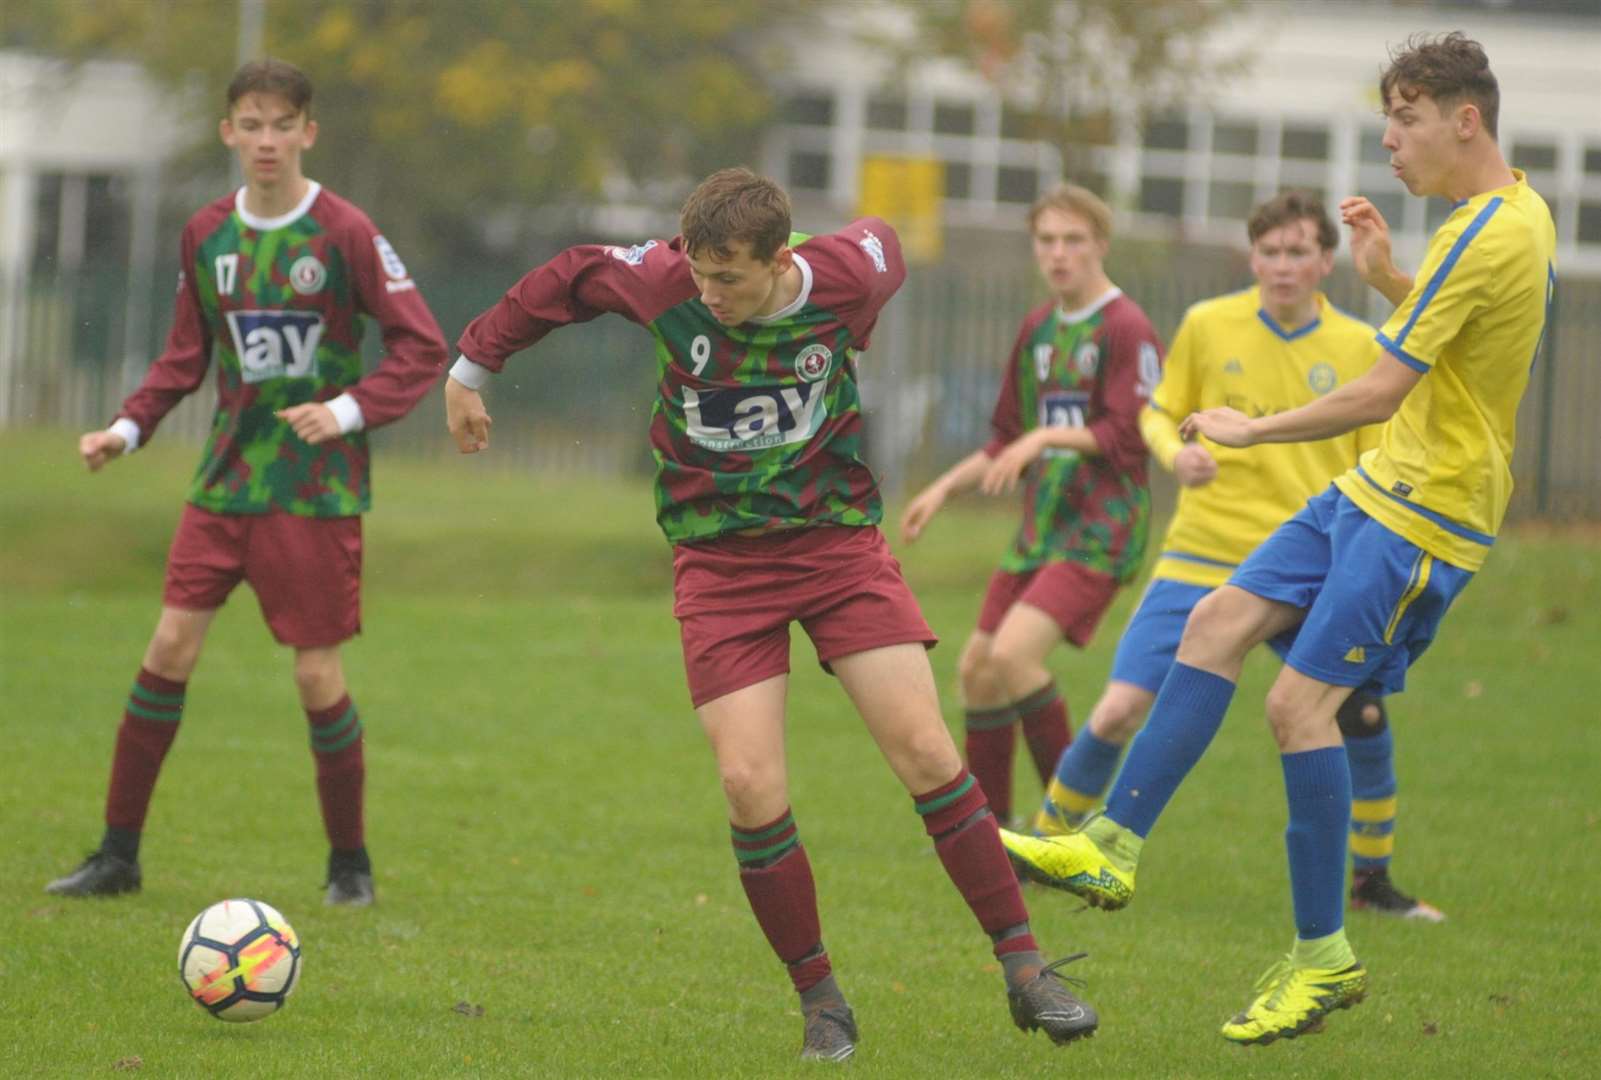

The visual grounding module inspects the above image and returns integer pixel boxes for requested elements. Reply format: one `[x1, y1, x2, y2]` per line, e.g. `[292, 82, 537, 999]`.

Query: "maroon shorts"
[672, 525, 937, 708]
[162, 504, 363, 648]
[976, 559, 1121, 648]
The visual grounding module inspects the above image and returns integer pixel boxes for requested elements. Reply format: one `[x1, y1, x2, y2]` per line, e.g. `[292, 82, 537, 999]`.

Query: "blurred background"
[3, 0, 1598, 517]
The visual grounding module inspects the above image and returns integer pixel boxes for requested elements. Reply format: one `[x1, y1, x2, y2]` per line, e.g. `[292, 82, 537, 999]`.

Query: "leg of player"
[294, 645, 373, 907]
[1340, 693, 1444, 921]
[46, 605, 217, 897]
[956, 630, 1019, 824]
[1033, 681, 1153, 835]
[986, 603, 1074, 803]
[1220, 666, 1368, 1044]
[833, 642, 1098, 1046]
[695, 675, 858, 1061]
[1000, 586, 1301, 909]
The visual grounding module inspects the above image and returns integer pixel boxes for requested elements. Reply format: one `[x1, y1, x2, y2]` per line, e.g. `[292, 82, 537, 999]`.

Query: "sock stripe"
[1350, 833, 1395, 859]
[915, 773, 976, 816]
[1350, 796, 1398, 823]
[313, 721, 363, 754]
[311, 705, 360, 751]
[131, 684, 186, 708]
[126, 700, 181, 723]
[1044, 777, 1099, 816]
[964, 705, 1016, 731]
[731, 812, 796, 844]
[1013, 682, 1060, 715]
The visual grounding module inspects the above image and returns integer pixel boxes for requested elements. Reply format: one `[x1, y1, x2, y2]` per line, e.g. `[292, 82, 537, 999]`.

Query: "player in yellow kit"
[1025, 190, 1441, 920]
[1002, 33, 1554, 1044]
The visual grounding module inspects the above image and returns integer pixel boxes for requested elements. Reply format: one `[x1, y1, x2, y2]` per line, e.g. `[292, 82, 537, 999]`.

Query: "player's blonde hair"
[680, 168, 792, 264]
[1027, 183, 1112, 244]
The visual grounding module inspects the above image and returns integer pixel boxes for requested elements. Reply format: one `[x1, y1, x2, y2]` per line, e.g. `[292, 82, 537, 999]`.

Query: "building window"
[933, 100, 976, 136]
[787, 150, 831, 191]
[1579, 201, 1601, 246]
[1511, 140, 1558, 173]
[997, 165, 1040, 205]
[1209, 180, 1256, 221]
[1143, 113, 1189, 151]
[1000, 106, 1037, 140]
[1281, 124, 1330, 162]
[944, 161, 973, 200]
[1213, 117, 1258, 156]
[784, 93, 834, 127]
[1357, 190, 1406, 234]
[867, 95, 908, 132]
[1139, 176, 1185, 216]
[1359, 123, 1390, 165]
[1584, 145, 1601, 178]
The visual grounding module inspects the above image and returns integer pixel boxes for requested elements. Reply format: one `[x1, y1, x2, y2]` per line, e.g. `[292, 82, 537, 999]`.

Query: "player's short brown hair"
[1028, 183, 1112, 243]
[227, 59, 314, 118]
[1247, 190, 1338, 252]
[1380, 32, 1499, 139]
[679, 168, 792, 263]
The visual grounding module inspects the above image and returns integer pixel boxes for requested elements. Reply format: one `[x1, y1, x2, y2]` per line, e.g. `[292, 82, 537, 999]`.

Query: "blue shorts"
[1108, 579, 1213, 693]
[1230, 486, 1474, 696]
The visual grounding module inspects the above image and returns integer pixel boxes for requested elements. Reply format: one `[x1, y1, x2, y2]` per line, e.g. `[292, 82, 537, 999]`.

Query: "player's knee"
[716, 758, 780, 814]
[1262, 685, 1305, 747]
[1336, 691, 1387, 737]
[146, 622, 202, 676]
[957, 642, 999, 694]
[292, 651, 342, 701]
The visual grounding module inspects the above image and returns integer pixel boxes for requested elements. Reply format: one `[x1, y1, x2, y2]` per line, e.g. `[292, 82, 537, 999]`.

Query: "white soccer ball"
[178, 898, 301, 1022]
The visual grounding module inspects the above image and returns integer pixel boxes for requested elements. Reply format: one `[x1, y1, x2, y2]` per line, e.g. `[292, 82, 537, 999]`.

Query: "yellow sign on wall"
[858, 156, 944, 264]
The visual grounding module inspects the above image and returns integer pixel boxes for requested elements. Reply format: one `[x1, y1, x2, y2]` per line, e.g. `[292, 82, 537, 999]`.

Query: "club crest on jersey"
[1075, 342, 1100, 376]
[289, 255, 326, 295]
[858, 230, 888, 273]
[682, 382, 828, 452]
[1033, 343, 1054, 381]
[608, 240, 657, 266]
[225, 310, 324, 384]
[1307, 362, 1337, 394]
[794, 344, 832, 382]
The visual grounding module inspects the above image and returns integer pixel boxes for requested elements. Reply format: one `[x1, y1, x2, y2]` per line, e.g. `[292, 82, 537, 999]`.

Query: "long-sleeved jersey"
[114, 182, 447, 516]
[456, 219, 907, 544]
[984, 289, 1163, 583]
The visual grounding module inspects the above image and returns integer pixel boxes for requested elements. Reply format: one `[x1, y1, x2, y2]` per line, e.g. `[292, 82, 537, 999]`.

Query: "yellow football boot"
[998, 827, 1134, 910]
[1220, 956, 1368, 1045]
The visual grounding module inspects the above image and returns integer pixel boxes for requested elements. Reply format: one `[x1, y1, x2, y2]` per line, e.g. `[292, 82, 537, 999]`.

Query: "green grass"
[1, 426, 1597, 1077]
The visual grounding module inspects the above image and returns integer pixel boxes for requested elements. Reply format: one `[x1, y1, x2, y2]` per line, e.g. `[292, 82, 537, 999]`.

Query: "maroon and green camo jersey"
[114, 183, 446, 516]
[985, 291, 1164, 583]
[457, 219, 907, 544]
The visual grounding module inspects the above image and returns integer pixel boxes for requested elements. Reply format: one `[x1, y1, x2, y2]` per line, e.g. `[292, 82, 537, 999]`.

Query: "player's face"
[686, 241, 791, 326]
[221, 93, 317, 191]
[1381, 87, 1461, 198]
[1031, 207, 1107, 305]
[1248, 218, 1333, 319]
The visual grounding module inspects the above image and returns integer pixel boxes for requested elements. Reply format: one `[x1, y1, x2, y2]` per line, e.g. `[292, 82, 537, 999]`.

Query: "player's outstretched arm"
[900, 449, 992, 542]
[1340, 196, 1413, 305]
[79, 430, 128, 472]
[445, 376, 492, 454]
[1181, 352, 1421, 447]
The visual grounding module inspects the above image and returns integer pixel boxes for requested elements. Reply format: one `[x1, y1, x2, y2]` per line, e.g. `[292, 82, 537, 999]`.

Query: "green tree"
[2, 0, 792, 263]
[887, 0, 1253, 195]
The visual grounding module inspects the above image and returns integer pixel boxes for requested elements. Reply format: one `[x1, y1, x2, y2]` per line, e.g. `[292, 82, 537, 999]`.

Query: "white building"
[763, 1, 1601, 274]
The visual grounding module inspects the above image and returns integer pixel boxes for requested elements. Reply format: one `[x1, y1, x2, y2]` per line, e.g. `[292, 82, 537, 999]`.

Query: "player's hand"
[79, 429, 127, 472]
[900, 486, 947, 544]
[446, 377, 492, 453]
[1172, 443, 1218, 487]
[1339, 196, 1396, 288]
[979, 431, 1043, 496]
[276, 403, 341, 445]
[1179, 407, 1254, 448]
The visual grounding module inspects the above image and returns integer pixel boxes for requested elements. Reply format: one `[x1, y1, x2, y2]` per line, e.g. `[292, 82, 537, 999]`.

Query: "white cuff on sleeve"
[109, 417, 142, 453]
[449, 355, 493, 391]
[326, 393, 366, 434]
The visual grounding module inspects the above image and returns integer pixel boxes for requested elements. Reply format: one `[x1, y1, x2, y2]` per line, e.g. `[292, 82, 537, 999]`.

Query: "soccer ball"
[178, 898, 302, 1022]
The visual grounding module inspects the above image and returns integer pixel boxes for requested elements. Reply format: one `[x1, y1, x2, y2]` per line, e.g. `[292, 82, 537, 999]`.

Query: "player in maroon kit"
[46, 60, 447, 906]
[446, 168, 1097, 1061]
[900, 184, 1163, 827]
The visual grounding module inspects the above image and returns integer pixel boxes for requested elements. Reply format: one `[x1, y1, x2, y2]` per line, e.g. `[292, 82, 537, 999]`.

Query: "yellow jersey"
[1143, 287, 1382, 588]
[1335, 171, 1555, 572]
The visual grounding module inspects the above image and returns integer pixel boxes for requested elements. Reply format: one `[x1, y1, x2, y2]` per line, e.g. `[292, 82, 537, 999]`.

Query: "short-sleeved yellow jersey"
[1335, 171, 1555, 571]
[1144, 287, 1382, 588]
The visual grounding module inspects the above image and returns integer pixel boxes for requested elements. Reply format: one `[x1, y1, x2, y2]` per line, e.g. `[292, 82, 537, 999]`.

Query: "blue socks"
[1104, 663, 1236, 838]
[1345, 725, 1397, 871]
[1282, 747, 1352, 940]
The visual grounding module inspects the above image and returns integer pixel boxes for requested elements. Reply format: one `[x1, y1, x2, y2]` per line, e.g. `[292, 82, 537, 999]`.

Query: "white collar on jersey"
[1056, 286, 1122, 325]
[233, 180, 323, 231]
[748, 253, 814, 325]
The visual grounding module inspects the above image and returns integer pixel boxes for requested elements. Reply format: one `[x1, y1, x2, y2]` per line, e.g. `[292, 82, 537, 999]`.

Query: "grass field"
[2, 425, 1597, 1078]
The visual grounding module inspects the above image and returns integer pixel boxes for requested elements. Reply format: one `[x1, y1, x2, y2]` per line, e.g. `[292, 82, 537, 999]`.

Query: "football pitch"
[2, 426, 1596, 1078]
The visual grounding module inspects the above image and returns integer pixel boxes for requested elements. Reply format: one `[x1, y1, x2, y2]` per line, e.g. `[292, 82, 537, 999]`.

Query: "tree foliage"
[2, 0, 792, 261]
